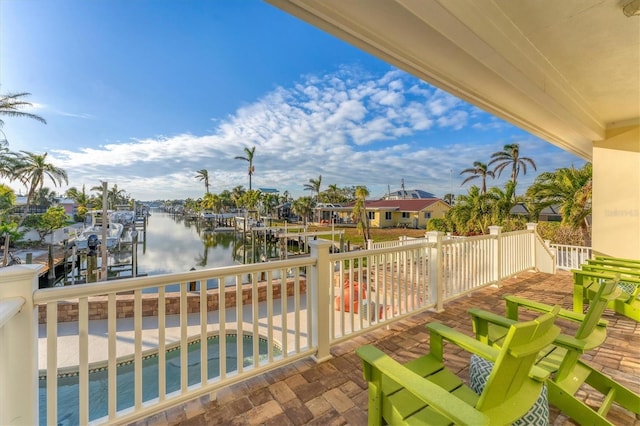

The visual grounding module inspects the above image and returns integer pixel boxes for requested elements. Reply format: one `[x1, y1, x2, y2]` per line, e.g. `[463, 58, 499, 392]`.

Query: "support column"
[425, 231, 443, 312]
[309, 239, 333, 363]
[489, 226, 502, 285]
[527, 223, 538, 270]
[593, 125, 640, 258]
[0, 264, 42, 425]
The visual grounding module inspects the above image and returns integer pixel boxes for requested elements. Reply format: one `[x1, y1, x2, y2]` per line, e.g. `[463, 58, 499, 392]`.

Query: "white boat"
[73, 211, 125, 250]
[109, 210, 136, 226]
[74, 222, 124, 250]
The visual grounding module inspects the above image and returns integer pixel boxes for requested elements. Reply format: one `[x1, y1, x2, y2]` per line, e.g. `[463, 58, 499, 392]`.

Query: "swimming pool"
[39, 334, 281, 425]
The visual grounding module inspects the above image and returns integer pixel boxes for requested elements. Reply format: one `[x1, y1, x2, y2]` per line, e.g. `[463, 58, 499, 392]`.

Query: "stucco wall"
[592, 125, 640, 258]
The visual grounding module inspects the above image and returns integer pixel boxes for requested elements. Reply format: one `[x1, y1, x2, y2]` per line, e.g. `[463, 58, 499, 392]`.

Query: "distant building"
[384, 189, 436, 200]
[258, 188, 279, 194]
[510, 203, 563, 222]
[341, 198, 450, 229]
[13, 196, 77, 216]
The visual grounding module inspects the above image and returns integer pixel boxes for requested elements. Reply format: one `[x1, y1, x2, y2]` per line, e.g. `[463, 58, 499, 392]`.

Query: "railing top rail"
[442, 233, 495, 244]
[501, 229, 530, 236]
[549, 243, 592, 250]
[0, 297, 25, 329]
[33, 256, 314, 304]
[329, 241, 434, 261]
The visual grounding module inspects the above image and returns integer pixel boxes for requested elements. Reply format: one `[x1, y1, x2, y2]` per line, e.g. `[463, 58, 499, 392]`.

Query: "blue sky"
[0, 0, 586, 201]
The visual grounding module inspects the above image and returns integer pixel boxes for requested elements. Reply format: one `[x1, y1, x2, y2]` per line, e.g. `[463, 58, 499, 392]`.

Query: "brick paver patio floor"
[131, 271, 640, 426]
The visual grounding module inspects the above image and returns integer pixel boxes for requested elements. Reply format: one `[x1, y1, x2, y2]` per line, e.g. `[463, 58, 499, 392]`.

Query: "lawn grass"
[272, 222, 427, 246]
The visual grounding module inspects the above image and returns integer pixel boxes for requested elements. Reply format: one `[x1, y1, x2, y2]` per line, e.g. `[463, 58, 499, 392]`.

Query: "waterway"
[111, 211, 282, 283]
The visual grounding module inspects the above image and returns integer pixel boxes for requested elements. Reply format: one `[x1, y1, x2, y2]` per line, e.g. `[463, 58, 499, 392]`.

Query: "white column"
[309, 239, 333, 363]
[526, 223, 538, 270]
[425, 231, 443, 312]
[0, 264, 42, 425]
[489, 226, 502, 284]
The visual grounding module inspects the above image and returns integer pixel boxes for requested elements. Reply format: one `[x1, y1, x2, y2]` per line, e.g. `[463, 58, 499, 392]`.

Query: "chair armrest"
[427, 322, 501, 363]
[356, 345, 490, 425]
[503, 295, 609, 327]
[469, 307, 518, 330]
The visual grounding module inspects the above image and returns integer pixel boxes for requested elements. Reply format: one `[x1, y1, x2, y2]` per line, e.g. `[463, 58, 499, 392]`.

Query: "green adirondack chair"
[593, 255, 640, 265]
[356, 307, 561, 425]
[469, 276, 640, 425]
[573, 261, 640, 321]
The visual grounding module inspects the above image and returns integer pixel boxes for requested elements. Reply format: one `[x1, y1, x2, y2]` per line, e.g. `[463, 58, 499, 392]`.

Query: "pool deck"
[119, 270, 640, 426]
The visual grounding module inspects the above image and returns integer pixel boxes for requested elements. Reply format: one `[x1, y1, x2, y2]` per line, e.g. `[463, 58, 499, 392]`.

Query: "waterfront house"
[343, 198, 450, 229]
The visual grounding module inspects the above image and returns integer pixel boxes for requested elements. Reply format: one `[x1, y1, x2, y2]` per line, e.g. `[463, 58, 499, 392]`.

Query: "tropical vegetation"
[234, 146, 256, 191]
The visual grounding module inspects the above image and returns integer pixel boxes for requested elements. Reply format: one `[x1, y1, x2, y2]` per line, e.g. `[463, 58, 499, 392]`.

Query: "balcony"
[1, 226, 637, 425]
[131, 271, 640, 426]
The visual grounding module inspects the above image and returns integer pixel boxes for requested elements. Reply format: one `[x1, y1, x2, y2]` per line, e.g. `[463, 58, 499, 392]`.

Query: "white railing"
[328, 242, 434, 343]
[0, 224, 554, 425]
[368, 235, 425, 249]
[550, 243, 592, 270]
[33, 258, 315, 426]
[441, 234, 496, 299]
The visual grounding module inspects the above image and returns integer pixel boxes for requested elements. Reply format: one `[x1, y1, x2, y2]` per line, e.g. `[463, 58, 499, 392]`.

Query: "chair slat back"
[476, 306, 561, 411]
[574, 276, 619, 340]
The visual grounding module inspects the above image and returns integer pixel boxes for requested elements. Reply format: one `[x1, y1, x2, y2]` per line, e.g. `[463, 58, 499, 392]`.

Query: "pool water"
[39, 334, 280, 425]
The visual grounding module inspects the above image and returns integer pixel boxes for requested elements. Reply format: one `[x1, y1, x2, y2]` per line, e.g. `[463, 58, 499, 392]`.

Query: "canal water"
[115, 211, 282, 279]
[134, 211, 239, 276]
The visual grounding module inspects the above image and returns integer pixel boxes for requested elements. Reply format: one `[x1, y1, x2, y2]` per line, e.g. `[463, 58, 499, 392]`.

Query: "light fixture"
[623, 0, 640, 17]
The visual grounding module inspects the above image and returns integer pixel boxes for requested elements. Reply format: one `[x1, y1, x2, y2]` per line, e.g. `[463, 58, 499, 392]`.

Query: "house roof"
[346, 198, 445, 211]
[258, 188, 279, 193]
[386, 189, 436, 199]
[510, 203, 562, 216]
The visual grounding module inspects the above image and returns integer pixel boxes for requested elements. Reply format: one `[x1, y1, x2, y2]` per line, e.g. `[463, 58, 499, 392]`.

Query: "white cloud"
[38, 66, 582, 201]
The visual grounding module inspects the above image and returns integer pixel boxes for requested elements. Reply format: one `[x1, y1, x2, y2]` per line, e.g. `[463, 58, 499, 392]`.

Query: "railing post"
[425, 231, 444, 312]
[526, 223, 538, 270]
[309, 239, 333, 363]
[0, 264, 42, 425]
[367, 239, 373, 250]
[489, 226, 502, 284]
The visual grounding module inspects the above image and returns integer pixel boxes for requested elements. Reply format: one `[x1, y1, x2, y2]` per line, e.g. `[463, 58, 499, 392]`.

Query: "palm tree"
[108, 184, 129, 208]
[34, 187, 57, 207]
[234, 146, 256, 191]
[447, 185, 492, 235]
[292, 196, 315, 227]
[353, 186, 371, 240]
[0, 92, 46, 129]
[0, 141, 20, 179]
[65, 185, 91, 221]
[231, 185, 246, 209]
[13, 151, 68, 216]
[460, 161, 495, 194]
[324, 184, 342, 204]
[527, 163, 592, 243]
[195, 169, 210, 194]
[489, 143, 536, 197]
[487, 181, 517, 227]
[218, 189, 234, 212]
[201, 192, 222, 213]
[304, 175, 322, 202]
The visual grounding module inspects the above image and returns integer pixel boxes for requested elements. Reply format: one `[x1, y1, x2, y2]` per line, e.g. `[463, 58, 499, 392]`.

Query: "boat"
[73, 211, 125, 251]
[109, 207, 136, 226]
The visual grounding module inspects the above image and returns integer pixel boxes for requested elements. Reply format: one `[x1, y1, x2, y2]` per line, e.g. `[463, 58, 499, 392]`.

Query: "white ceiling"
[267, 0, 640, 160]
